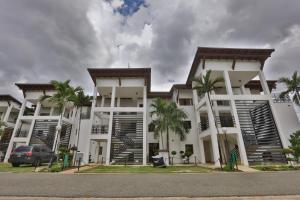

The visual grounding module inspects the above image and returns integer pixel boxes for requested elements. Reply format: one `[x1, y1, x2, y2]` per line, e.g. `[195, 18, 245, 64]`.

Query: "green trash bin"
[63, 154, 69, 168]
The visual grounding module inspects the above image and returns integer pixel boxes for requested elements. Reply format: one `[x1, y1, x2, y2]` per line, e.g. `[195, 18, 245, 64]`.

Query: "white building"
[0, 95, 21, 160]
[4, 47, 300, 166]
[4, 84, 77, 162]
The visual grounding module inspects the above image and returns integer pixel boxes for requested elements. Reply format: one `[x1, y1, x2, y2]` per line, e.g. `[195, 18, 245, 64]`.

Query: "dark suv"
[9, 145, 57, 167]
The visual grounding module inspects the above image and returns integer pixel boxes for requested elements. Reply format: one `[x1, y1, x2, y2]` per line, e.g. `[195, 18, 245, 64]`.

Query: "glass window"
[14, 146, 32, 152]
[185, 144, 193, 154]
[179, 98, 193, 106]
[148, 122, 155, 132]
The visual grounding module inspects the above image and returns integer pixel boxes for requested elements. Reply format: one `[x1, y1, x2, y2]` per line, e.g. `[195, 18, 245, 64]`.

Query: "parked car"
[9, 145, 57, 167]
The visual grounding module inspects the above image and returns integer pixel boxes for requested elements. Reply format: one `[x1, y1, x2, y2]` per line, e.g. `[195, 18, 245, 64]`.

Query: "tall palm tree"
[192, 70, 225, 168]
[150, 98, 168, 150]
[0, 121, 5, 139]
[150, 98, 189, 161]
[70, 90, 92, 159]
[40, 80, 81, 153]
[279, 71, 300, 105]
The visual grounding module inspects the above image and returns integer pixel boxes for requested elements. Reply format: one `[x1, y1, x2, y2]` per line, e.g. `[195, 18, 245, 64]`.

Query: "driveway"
[0, 171, 300, 198]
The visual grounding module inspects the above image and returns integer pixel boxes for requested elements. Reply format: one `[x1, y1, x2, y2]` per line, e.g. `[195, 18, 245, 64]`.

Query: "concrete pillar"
[199, 138, 206, 164]
[258, 70, 271, 95]
[49, 106, 54, 116]
[240, 85, 247, 95]
[205, 94, 220, 167]
[117, 97, 120, 107]
[4, 99, 27, 162]
[34, 102, 41, 117]
[3, 104, 13, 123]
[211, 133, 220, 166]
[142, 86, 147, 165]
[105, 86, 115, 165]
[223, 70, 233, 96]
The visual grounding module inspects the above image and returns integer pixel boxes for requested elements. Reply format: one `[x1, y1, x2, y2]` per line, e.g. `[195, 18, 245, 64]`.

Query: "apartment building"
[3, 84, 77, 162]
[0, 95, 21, 160]
[3, 47, 300, 166]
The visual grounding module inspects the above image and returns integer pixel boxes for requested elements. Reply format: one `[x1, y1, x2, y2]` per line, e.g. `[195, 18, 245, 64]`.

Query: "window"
[98, 146, 103, 155]
[183, 121, 191, 130]
[148, 122, 155, 132]
[185, 144, 193, 154]
[179, 98, 193, 106]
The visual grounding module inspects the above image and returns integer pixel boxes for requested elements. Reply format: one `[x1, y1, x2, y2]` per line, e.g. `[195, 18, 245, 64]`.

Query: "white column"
[49, 106, 54, 116]
[240, 85, 247, 95]
[205, 94, 220, 167]
[258, 70, 270, 95]
[34, 102, 41, 117]
[4, 99, 27, 162]
[101, 96, 105, 107]
[142, 86, 147, 165]
[223, 70, 249, 166]
[199, 138, 206, 164]
[223, 70, 233, 96]
[3, 104, 13, 123]
[117, 97, 120, 107]
[105, 86, 115, 165]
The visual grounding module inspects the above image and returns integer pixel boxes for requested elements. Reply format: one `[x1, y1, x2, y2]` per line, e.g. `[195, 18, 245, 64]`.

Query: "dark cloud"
[0, 0, 300, 99]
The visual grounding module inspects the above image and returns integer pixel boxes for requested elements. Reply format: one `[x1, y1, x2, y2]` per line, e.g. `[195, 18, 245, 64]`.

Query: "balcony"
[198, 120, 209, 133]
[216, 115, 235, 128]
[15, 129, 29, 138]
[91, 125, 108, 135]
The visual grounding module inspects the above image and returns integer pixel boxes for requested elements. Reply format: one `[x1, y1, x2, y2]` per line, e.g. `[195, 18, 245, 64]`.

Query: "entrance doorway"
[148, 143, 159, 163]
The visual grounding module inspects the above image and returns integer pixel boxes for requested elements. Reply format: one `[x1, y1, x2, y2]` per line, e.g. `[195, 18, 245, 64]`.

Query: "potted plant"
[184, 151, 193, 164]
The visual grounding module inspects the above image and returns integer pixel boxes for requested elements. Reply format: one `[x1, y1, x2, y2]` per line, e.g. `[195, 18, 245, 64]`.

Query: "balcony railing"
[15, 129, 29, 137]
[91, 125, 108, 135]
[216, 115, 235, 128]
[198, 120, 209, 133]
[272, 93, 291, 103]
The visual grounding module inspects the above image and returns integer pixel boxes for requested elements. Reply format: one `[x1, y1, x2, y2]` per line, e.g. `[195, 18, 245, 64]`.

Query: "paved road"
[0, 172, 300, 198]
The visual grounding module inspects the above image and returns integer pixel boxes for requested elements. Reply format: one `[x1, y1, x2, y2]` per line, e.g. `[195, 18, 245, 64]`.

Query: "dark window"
[217, 100, 230, 106]
[139, 104, 143, 107]
[14, 146, 32, 152]
[185, 144, 193, 154]
[98, 146, 103, 155]
[148, 123, 155, 132]
[179, 98, 193, 106]
[183, 121, 191, 129]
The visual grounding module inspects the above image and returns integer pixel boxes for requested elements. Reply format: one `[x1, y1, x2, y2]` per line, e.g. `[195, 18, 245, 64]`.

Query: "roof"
[0, 95, 22, 105]
[15, 83, 55, 91]
[186, 47, 275, 84]
[87, 68, 151, 92]
[15, 83, 55, 98]
[148, 92, 172, 98]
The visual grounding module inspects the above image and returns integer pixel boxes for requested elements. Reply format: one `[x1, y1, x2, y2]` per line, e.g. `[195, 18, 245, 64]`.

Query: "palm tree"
[279, 71, 300, 105]
[192, 70, 225, 168]
[70, 89, 92, 161]
[40, 80, 81, 153]
[150, 98, 189, 161]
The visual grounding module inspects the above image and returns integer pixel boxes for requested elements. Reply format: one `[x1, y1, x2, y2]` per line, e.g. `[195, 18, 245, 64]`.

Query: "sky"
[0, 0, 300, 101]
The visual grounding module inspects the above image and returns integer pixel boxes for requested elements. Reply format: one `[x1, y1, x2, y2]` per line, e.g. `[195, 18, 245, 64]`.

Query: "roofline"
[186, 47, 275, 85]
[87, 68, 151, 92]
[15, 83, 55, 98]
[0, 94, 22, 105]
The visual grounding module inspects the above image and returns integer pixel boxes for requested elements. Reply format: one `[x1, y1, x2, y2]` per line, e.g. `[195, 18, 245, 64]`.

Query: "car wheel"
[12, 163, 20, 167]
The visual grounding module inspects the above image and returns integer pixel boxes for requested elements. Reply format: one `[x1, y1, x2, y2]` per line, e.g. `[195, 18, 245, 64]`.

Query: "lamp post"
[222, 127, 230, 164]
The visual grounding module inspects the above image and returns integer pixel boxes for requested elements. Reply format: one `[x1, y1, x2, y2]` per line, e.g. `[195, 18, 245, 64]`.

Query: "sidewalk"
[1, 196, 300, 200]
[59, 165, 94, 174]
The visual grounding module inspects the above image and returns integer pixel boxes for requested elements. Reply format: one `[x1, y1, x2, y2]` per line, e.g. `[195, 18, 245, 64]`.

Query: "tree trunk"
[160, 131, 164, 150]
[167, 127, 170, 164]
[207, 92, 224, 169]
[295, 89, 300, 105]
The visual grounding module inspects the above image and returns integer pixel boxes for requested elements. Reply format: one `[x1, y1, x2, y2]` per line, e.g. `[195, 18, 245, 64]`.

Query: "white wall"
[272, 102, 300, 143]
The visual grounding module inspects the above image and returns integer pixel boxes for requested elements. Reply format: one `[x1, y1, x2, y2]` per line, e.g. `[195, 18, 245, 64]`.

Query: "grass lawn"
[0, 163, 35, 173]
[252, 165, 300, 171]
[78, 165, 214, 173]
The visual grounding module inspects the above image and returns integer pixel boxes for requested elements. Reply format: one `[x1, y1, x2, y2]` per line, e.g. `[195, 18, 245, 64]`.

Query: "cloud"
[0, 0, 300, 100]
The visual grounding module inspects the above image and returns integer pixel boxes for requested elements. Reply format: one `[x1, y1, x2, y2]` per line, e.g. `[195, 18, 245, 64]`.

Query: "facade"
[3, 84, 77, 162]
[3, 47, 300, 166]
[0, 95, 21, 160]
